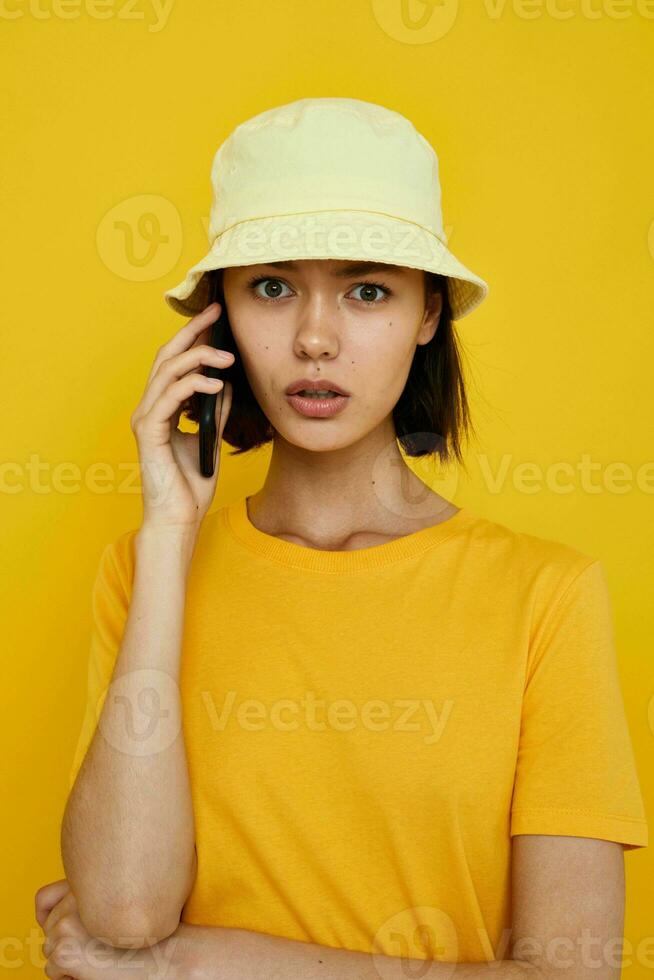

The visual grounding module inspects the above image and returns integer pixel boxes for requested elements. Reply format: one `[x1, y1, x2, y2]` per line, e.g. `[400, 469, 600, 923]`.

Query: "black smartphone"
[198, 270, 233, 477]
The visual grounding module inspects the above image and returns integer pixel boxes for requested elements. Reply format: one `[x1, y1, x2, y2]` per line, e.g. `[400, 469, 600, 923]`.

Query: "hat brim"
[163, 210, 488, 321]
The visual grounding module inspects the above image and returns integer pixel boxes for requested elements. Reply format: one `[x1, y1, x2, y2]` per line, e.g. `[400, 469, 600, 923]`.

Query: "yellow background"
[2, 0, 652, 975]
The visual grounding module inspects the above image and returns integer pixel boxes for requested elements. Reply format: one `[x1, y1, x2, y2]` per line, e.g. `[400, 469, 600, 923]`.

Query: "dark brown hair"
[182, 267, 475, 469]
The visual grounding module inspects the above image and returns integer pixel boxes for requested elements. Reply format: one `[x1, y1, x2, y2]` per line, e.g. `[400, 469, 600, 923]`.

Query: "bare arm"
[61, 527, 198, 947]
[39, 834, 625, 973]
[509, 834, 626, 979]
[174, 924, 541, 980]
[59, 298, 234, 947]
[172, 835, 625, 979]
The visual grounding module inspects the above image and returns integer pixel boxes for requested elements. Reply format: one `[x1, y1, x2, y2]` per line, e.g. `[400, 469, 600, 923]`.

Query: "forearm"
[61, 526, 198, 945]
[175, 923, 544, 980]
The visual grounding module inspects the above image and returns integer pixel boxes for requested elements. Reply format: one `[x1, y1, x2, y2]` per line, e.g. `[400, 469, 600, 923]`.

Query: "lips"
[285, 378, 350, 396]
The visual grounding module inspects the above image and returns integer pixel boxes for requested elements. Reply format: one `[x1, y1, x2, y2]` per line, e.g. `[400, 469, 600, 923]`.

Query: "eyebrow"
[258, 261, 406, 277]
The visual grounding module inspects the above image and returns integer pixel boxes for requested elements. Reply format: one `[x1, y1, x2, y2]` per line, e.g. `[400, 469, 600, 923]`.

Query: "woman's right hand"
[130, 302, 235, 535]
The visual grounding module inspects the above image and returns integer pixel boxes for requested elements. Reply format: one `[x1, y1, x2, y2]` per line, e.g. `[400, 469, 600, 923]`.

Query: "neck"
[246, 420, 457, 549]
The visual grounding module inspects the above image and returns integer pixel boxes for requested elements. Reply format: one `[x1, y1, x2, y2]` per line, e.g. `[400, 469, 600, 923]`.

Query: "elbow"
[78, 902, 180, 949]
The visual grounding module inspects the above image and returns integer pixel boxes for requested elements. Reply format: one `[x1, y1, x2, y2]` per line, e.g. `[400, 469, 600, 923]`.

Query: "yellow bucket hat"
[164, 97, 489, 321]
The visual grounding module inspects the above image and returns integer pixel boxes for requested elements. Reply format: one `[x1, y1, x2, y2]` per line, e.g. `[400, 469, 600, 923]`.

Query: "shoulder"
[461, 508, 601, 608]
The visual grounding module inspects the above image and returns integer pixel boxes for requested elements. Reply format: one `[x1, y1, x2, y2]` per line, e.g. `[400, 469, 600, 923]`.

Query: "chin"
[279, 426, 365, 453]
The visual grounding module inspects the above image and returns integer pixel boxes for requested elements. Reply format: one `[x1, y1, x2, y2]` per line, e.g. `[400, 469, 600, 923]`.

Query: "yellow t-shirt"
[68, 497, 648, 964]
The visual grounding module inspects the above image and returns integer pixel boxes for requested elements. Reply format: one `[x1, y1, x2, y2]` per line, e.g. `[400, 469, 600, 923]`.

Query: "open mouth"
[295, 390, 341, 398]
[285, 389, 350, 418]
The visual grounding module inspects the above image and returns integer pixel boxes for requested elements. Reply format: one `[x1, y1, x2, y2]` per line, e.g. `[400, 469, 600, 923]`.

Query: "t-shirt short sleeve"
[510, 558, 648, 850]
[67, 532, 134, 791]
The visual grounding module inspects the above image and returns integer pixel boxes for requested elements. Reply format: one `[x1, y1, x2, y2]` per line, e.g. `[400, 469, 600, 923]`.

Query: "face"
[221, 259, 442, 452]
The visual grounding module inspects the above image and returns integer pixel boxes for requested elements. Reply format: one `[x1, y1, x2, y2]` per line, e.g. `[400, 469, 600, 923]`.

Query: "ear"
[417, 288, 443, 346]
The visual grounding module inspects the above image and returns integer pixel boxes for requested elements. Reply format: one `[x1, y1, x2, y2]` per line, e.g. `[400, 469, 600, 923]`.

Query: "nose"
[292, 295, 340, 361]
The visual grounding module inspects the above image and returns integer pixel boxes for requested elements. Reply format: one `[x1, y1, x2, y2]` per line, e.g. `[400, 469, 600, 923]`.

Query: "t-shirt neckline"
[224, 495, 474, 573]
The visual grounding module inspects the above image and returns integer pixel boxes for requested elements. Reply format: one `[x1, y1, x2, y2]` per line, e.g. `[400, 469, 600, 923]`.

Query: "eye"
[245, 275, 392, 305]
[349, 281, 392, 305]
[246, 276, 293, 302]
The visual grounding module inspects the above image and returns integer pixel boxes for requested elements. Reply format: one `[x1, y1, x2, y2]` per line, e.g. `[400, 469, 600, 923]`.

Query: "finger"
[44, 957, 72, 980]
[174, 380, 230, 461]
[169, 377, 233, 476]
[168, 324, 215, 431]
[216, 379, 233, 444]
[138, 373, 226, 444]
[44, 891, 77, 935]
[35, 880, 70, 928]
[171, 330, 232, 431]
[138, 343, 234, 420]
[147, 303, 223, 388]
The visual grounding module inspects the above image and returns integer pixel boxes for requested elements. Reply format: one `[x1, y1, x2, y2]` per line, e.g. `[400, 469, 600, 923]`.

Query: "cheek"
[350, 330, 413, 391]
[233, 331, 287, 398]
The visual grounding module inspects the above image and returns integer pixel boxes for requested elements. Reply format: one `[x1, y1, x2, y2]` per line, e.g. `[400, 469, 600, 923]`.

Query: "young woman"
[43, 98, 647, 979]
